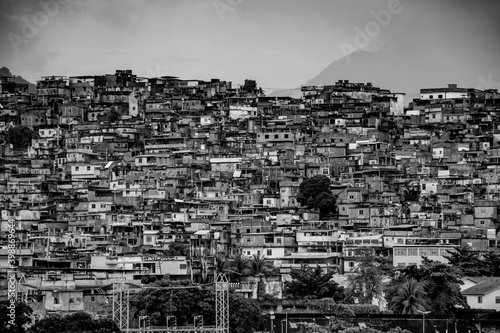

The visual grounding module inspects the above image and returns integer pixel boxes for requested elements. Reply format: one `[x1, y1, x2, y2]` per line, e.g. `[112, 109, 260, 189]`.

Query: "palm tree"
[390, 279, 430, 314]
[214, 254, 231, 277]
[247, 254, 274, 298]
[248, 254, 273, 276]
[230, 253, 251, 277]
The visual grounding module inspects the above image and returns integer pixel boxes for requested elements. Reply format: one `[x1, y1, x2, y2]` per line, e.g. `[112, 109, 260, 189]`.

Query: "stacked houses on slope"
[1, 71, 500, 318]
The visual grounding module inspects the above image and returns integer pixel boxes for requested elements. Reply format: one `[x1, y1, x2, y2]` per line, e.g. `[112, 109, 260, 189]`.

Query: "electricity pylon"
[112, 277, 130, 332]
[215, 273, 229, 333]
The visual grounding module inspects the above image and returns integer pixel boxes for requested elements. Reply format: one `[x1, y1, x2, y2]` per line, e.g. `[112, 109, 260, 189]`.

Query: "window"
[265, 135, 269, 139]
[429, 95, 433, 99]
[284, 134, 289, 138]
[54, 297, 60, 304]
[496, 296, 500, 304]
[408, 249, 418, 256]
[90, 296, 95, 301]
[256, 228, 260, 233]
[267, 249, 272, 256]
[75, 167, 79, 171]
[438, 94, 443, 99]
[246, 238, 251, 243]
[180, 264, 187, 270]
[432, 114, 436, 119]
[69, 298, 75, 304]
[358, 209, 364, 215]
[146, 236, 152, 242]
[397, 263, 406, 267]
[91, 204, 96, 209]
[246, 228, 250, 233]
[395, 249, 407, 256]
[247, 251, 251, 255]
[274, 134, 279, 139]
[478, 296, 483, 303]
[87, 166, 91, 171]
[276, 238, 282, 244]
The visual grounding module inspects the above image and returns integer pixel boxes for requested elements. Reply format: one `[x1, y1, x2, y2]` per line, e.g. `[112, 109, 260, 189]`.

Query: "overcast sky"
[1, 0, 499, 95]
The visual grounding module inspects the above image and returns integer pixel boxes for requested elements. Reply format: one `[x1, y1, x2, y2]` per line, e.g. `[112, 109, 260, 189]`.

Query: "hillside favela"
[0, 67, 500, 333]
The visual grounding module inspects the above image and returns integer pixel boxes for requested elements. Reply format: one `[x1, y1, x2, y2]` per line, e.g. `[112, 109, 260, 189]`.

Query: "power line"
[142, 283, 213, 290]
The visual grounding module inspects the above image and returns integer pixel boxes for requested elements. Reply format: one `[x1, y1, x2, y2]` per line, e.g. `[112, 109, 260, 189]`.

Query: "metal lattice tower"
[215, 274, 229, 333]
[112, 277, 130, 332]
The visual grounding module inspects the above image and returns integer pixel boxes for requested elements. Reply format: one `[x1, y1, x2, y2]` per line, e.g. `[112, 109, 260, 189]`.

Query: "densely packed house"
[1, 70, 500, 317]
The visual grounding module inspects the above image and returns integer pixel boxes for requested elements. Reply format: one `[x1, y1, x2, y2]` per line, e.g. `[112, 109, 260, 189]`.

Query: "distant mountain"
[304, 49, 418, 99]
[0, 67, 36, 93]
[267, 88, 302, 99]
[300, 38, 490, 104]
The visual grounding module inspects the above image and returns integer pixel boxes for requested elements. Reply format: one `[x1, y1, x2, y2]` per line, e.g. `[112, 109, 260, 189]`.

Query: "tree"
[247, 254, 274, 298]
[0, 301, 32, 333]
[214, 255, 231, 276]
[339, 326, 384, 333]
[163, 242, 189, 256]
[443, 245, 483, 276]
[248, 254, 273, 276]
[106, 108, 121, 123]
[229, 293, 262, 333]
[130, 278, 262, 333]
[346, 249, 393, 305]
[242, 79, 257, 94]
[387, 327, 412, 333]
[6, 126, 33, 149]
[230, 253, 251, 277]
[389, 279, 430, 314]
[284, 265, 345, 301]
[483, 252, 500, 276]
[297, 175, 336, 218]
[395, 258, 467, 317]
[444, 245, 500, 277]
[27, 312, 120, 333]
[297, 322, 329, 333]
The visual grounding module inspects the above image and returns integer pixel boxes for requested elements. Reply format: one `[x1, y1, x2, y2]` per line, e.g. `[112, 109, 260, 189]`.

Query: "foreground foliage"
[284, 265, 345, 301]
[27, 312, 120, 333]
[0, 301, 33, 333]
[389, 279, 430, 314]
[386, 258, 467, 317]
[131, 278, 262, 333]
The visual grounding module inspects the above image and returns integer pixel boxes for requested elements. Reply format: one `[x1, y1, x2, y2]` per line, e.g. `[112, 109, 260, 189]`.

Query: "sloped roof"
[462, 280, 500, 295]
